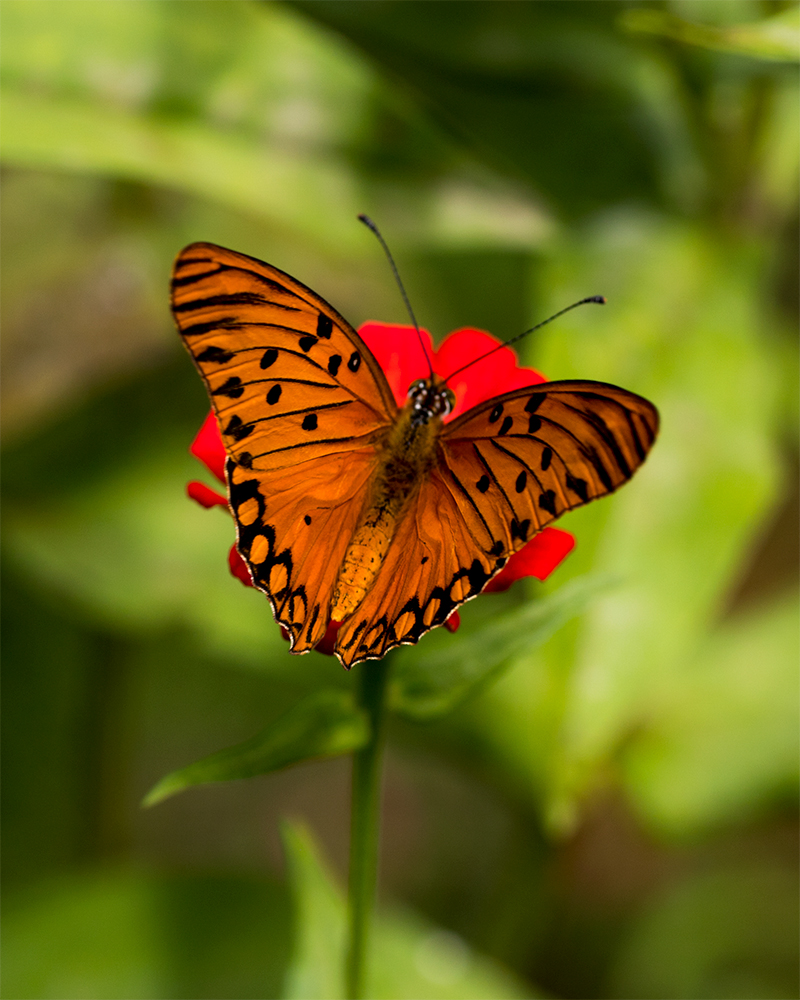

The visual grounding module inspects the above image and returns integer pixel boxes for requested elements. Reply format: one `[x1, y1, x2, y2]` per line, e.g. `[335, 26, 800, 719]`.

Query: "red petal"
[359, 322, 435, 408]
[484, 528, 575, 592]
[187, 481, 228, 510]
[314, 619, 341, 657]
[433, 328, 547, 420]
[444, 610, 461, 633]
[190, 411, 227, 484]
[228, 544, 255, 587]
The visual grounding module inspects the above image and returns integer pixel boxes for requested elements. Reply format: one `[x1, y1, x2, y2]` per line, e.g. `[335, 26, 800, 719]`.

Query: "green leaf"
[621, 7, 800, 63]
[0, 1, 551, 253]
[622, 591, 800, 836]
[280, 820, 538, 1000]
[609, 863, 800, 999]
[281, 821, 347, 1000]
[143, 690, 368, 806]
[0, 90, 364, 256]
[390, 575, 611, 720]
[0, 1, 368, 254]
[2, 869, 291, 1000]
[533, 218, 785, 830]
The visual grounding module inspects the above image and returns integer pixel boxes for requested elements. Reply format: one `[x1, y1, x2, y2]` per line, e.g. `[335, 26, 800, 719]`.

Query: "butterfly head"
[407, 377, 456, 426]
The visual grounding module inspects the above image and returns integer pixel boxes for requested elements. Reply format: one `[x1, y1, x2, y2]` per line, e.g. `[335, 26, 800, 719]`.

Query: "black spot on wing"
[316, 314, 333, 339]
[510, 518, 531, 542]
[347, 351, 361, 372]
[197, 345, 234, 364]
[477, 475, 490, 493]
[299, 335, 317, 352]
[260, 348, 278, 369]
[224, 415, 255, 441]
[304, 514, 312, 525]
[541, 446, 552, 470]
[213, 377, 244, 399]
[489, 403, 503, 424]
[525, 392, 546, 413]
[466, 559, 490, 592]
[499, 416, 513, 436]
[267, 384, 282, 405]
[328, 354, 342, 376]
[566, 473, 589, 503]
[302, 413, 318, 431]
[538, 490, 556, 515]
[527, 415, 541, 434]
[515, 471, 527, 493]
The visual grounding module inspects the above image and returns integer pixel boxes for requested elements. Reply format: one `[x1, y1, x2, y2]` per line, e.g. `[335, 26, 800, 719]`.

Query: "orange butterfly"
[172, 242, 658, 668]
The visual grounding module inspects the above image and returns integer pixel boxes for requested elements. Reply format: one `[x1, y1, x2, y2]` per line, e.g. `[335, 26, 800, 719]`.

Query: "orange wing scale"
[438, 380, 658, 548]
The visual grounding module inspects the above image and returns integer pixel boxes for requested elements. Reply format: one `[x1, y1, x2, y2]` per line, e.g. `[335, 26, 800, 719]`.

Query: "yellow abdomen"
[330, 514, 395, 622]
[329, 394, 441, 623]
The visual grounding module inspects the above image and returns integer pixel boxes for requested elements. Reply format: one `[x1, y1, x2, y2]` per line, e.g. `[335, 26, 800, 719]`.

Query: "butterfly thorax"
[329, 376, 454, 625]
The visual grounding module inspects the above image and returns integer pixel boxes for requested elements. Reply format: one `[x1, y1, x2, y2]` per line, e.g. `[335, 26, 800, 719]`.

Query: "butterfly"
[172, 242, 659, 668]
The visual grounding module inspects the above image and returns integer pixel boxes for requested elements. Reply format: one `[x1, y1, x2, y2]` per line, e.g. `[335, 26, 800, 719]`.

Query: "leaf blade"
[390, 575, 612, 720]
[143, 689, 369, 806]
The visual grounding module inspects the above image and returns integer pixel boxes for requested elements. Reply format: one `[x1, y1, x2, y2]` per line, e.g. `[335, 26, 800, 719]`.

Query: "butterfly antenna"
[443, 295, 606, 384]
[358, 214, 433, 378]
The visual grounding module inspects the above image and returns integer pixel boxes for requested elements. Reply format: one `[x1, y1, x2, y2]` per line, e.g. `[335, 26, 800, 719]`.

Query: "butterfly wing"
[438, 379, 659, 547]
[334, 380, 658, 666]
[334, 467, 503, 666]
[172, 242, 397, 652]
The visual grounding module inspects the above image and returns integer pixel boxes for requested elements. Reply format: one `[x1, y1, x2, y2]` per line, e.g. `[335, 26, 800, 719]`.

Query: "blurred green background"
[2, 1, 798, 997]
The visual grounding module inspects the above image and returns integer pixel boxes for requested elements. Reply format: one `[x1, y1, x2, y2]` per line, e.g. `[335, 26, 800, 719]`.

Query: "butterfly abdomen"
[330, 403, 440, 624]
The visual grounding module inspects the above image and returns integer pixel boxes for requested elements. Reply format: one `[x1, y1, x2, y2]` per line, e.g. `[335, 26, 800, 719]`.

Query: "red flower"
[188, 324, 575, 650]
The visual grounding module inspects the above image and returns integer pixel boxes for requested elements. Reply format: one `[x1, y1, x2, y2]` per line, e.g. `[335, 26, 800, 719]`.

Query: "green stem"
[346, 654, 391, 999]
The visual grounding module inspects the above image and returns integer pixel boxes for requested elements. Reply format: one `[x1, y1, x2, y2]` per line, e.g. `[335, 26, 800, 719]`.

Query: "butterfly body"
[172, 242, 659, 667]
[331, 375, 454, 620]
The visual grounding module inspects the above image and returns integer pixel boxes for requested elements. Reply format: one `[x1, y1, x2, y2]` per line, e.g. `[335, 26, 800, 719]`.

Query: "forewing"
[171, 242, 397, 472]
[171, 242, 396, 649]
[438, 380, 659, 551]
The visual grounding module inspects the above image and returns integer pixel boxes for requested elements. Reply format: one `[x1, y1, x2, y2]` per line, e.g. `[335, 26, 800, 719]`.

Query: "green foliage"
[622, 591, 800, 835]
[144, 690, 370, 806]
[621, 6, 800, 61]
[609, 863, 800, 999]
[282, 821, 535, 999]
[2, 870, 291, 999]
[2, 0, 797, 997]
[390, 575, 612, 720]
